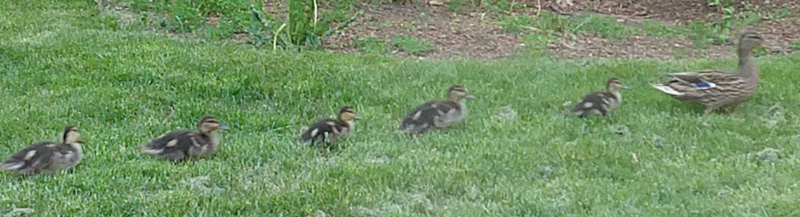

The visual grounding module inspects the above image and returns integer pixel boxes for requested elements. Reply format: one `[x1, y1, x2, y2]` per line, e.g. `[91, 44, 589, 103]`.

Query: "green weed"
[499, 14, 533, 33]
[356, 37, 389, 54]
[521, 33, 557, 55]
[640, 20, 689, 39]
[391, 34, 435, 55]
[125, 0, 256, 33]
[532, 11, 637, 40]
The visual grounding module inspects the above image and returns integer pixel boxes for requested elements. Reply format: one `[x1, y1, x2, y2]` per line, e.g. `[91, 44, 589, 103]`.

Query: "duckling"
[138, 116, 229, 162]
[567, 78, 629, 121]
[300, 106, 361, 147]
[0, 126, 84, 175]
[398, 85, 475, 135]
[650, 31, 764, 115]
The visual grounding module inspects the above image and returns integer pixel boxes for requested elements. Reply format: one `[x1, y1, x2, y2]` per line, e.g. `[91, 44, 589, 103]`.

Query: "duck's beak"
[355, 115, 362, 121]
[219, 124, 230, 130]
[622, 85, 630, 89]
[466, 94, 476, 99]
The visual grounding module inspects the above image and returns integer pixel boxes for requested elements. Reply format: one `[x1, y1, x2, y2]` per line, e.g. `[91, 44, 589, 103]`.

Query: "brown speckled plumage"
[568, 78, 628, 121]
[0, 126, 84, 175]
[300, 106, 360, 148]
[398, 85, 475, 135]
[138, 116, 229, 162]
[651, 31, 764, 115]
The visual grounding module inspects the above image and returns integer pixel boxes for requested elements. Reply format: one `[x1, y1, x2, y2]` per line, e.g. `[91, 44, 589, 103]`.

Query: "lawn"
[1, 1, 800, 216]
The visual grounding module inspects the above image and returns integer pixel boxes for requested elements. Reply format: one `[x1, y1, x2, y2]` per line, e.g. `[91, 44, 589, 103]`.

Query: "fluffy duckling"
[650, 31, 764, 115]
[398, 85, 475, 135]
[138, 116, 229, 162]
[567, 78, 629, 121]
[0, 126, 84, 175]
[300, 106, 361, 147]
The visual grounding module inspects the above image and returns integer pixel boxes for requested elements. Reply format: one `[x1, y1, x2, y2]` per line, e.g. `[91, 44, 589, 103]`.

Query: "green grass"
[3, 1, 800, 216]
[391, 35, 435, 56]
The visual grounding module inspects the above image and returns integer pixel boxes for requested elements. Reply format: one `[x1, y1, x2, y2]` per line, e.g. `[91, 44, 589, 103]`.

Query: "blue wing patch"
[695, 81, 713, 88]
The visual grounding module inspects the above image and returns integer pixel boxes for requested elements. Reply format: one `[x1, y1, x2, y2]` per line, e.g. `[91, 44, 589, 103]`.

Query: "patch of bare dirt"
[111, 0, 800, 60]
[323, 4, 523, 59]
[744, 19, 800, 54]
[544, 0, 798, 25]
[536, 0, 799, 59]
[548, 35, 731, 60]
[320, 1, 798, 60]
[547, 26, 797, 60]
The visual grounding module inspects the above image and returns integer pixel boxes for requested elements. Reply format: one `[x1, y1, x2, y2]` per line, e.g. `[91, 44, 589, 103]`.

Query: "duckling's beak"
[466, 94, 476, 99]
[355, 115, 362, 121]
[219, 124, 230, 130]
[622, 85, 630, 89]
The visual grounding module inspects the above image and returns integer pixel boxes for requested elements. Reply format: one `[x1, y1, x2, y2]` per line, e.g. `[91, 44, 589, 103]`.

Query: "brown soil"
[318, 0, 800, 60]
[324, 4, 523, 59]
[115, 0, 800, 60]
[546, 0, 798, 24]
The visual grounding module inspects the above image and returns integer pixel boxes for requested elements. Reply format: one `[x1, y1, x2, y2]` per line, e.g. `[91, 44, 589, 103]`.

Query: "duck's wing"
[138, 130, 198, 161]
[653, 70, 744, 96]
[398, 100, 460, 134]
[661, 70, 733, 85]
[569, 91, 615, 116]
[300, 118, 346, 145]
[0, 142, 56, 174]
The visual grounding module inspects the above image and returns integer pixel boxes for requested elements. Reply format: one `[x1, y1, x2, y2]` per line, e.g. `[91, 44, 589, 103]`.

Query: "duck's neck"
[610, 90, 621, 102]
[205, 131, 220, 150]
[737, 48, 759, 80]
[68, 142, 83, 157]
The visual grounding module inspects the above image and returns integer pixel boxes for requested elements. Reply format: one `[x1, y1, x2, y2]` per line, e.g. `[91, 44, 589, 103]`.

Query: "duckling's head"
[447, 85, 475, 101]
[197, 116, 230, 133]
[738, 31, 764, 51]
[62, 126, 84, 144]
[605, 78, 629, 92]
[338, 106, 361, 122]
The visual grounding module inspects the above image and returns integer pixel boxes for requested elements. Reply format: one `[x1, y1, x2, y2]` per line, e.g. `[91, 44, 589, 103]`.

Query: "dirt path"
[320, 0, 799, 60]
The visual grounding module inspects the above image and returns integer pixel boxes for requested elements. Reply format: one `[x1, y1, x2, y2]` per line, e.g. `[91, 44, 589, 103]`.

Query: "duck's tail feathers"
[137, 145, 164, 155]
[0, 161, 24, 171]
[651, 83, 685, 96]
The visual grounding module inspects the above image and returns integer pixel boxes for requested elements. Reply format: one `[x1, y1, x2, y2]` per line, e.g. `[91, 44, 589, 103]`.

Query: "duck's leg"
[603, 113, 613, 123]
[722, 107, 739, 117]
[703, 107, 714, 116]
[721, 107, 735, 114]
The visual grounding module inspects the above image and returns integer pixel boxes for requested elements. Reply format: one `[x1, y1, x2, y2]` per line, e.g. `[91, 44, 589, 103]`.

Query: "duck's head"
[738, 31, 764, 51]
[62, 126, 84, 144]
[447, 85, 475, 101]
[338, 106, 361, 122]
[197, 116, 230, 133]
[606, 78, 629, 92]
